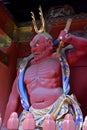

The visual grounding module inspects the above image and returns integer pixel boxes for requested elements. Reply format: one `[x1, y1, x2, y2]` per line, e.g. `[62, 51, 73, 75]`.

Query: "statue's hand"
[57, 30, 71, 43]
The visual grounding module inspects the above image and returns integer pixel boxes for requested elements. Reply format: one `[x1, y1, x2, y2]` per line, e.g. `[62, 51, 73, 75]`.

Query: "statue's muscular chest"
[24, 58, 61, 84]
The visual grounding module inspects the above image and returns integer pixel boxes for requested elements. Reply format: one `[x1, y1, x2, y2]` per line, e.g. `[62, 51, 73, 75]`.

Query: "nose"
[31, 46, 37, 53]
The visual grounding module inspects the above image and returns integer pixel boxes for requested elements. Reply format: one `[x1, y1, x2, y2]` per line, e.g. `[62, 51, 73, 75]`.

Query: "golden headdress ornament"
[31, 6, 46, 33]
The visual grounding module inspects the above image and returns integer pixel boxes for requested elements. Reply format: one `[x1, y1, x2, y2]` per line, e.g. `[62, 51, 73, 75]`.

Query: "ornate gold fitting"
[31, 6, 46, 34]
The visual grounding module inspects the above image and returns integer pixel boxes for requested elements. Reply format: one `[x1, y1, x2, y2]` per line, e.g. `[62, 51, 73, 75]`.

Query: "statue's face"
[30, 33, 53, 61]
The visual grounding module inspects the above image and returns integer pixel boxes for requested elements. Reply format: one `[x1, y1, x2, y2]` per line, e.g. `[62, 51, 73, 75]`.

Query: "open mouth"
[34, 53, 39, 55]
[34, 52, 44, 56]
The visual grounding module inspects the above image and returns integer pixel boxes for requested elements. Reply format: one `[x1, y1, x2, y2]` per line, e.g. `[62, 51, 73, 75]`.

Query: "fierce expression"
[30, 33, 53, 62]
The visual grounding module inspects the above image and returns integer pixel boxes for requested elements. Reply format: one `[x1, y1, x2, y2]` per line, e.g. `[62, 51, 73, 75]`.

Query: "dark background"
[3, 0, 87, 23]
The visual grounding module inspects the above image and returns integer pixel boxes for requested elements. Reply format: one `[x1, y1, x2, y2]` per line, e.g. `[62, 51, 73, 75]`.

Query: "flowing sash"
[18, 55, 34, 111]
[59, 44, 73, 95]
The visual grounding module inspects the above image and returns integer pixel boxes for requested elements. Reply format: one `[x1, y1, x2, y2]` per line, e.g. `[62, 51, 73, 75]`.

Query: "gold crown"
[31, 6, 46, 33]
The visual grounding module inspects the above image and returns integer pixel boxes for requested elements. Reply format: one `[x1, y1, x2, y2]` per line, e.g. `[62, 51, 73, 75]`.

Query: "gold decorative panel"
[0, 34, 12, 50]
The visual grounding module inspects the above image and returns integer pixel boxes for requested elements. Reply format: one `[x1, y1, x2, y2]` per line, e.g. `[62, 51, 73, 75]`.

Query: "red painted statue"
[1, 7, 87, 130]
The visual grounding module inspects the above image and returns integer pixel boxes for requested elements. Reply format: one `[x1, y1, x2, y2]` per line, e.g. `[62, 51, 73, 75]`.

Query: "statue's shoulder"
[17, 54, 34, 70]
[51, 52, 58, 59]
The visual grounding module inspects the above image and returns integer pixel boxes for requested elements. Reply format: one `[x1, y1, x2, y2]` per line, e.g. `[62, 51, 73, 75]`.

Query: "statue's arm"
[57, 30, 87, 65]
[66, 34, 87, 65]
[1, 76, 19, 129]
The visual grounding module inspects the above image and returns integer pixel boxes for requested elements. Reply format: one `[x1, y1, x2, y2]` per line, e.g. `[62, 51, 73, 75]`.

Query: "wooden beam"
[0, 50, 9, 65]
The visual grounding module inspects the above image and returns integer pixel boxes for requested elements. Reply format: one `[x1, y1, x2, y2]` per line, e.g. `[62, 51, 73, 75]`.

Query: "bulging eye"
[36, 43, 39, 46]
[35, 43, 39, 47]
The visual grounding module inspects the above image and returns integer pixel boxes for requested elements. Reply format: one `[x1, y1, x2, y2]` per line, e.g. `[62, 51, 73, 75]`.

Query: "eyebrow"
[30, 40, 39, 47]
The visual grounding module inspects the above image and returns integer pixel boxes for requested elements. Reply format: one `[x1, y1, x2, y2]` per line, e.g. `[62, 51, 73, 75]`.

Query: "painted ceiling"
[3, 0, 87, 23]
